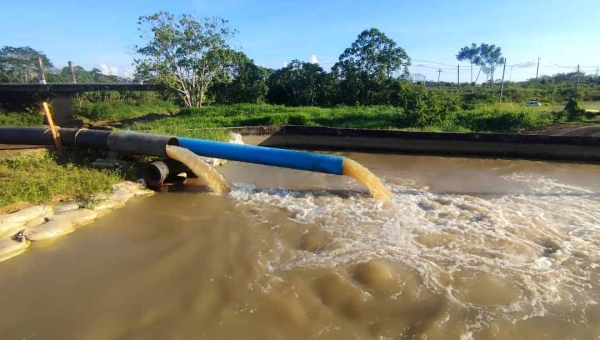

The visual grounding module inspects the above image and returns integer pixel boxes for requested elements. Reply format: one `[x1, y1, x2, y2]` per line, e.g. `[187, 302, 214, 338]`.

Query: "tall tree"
[478, 43, 504, 87]
[0, 46, 53, 83]
[267, 60, 332, 106]
[456, 43, 482, 90]
[210, 52, 269, 104]
[332, 28, 410, 105]
[134, 12, 237, 107]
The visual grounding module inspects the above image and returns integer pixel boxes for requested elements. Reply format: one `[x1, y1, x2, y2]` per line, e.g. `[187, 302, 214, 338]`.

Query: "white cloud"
[100, 64, 118, 76]
[283, 61, 288, 67]
[310, 54, 318, 64]
[122, 67, 135, 79]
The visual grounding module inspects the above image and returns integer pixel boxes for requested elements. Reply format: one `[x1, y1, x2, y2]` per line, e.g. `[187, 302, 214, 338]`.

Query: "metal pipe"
[0, 127, 178, 158]
[177, 137, 344, 175]
[108, 131, 179, 158]
[73, 129, 111, 150]
[143, 159, 190, 186]
[0, 127, 53, 146]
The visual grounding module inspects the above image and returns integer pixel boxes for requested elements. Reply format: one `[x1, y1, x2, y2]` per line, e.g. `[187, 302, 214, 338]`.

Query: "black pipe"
[0, 127, 53, 146]
[74, 129, 111, 150]
[108, 131, 179, 158]
[57, 128, 79, 147]
[1, 127, 179, 157]
[143, 159, 190, 186]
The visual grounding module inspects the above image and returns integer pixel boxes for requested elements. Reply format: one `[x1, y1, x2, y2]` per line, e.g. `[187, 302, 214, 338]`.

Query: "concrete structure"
[0, 83, 163, 127]
[255, 126, 600, 163]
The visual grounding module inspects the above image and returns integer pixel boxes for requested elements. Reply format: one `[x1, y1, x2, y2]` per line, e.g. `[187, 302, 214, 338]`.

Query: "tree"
[210, 52, 269, 104]
[0, 46, 53, 83]
[332, 28, 410, 105]
[456, 43, 482, 91]
[478, 43, 504, 87]
[134, 12, 238, 107]
[267, 60, 333, 106]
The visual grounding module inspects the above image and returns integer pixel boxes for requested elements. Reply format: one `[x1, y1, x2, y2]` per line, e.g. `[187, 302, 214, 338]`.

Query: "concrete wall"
[249, 126, 600, 163]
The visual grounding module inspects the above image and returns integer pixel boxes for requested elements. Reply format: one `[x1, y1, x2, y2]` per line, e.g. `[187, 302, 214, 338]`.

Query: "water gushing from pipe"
[166, 145, 230, 195]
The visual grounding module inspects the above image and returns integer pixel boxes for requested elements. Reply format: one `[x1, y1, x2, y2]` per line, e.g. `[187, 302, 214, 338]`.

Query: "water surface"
[1, 152, 600, 339]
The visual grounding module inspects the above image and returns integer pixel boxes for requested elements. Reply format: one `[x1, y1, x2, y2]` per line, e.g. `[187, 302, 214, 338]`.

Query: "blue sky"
[1, 0, 599, 82]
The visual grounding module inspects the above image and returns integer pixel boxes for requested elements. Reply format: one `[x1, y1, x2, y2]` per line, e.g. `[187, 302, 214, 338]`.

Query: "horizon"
[2, 0, 599, 82]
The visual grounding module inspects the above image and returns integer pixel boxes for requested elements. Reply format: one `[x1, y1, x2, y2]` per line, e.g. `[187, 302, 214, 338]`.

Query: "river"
[1, 152, 600, 339]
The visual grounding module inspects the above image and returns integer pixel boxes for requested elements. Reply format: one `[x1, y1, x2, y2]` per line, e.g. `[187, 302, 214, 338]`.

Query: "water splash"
[166, 145, 230, 195]
[228, 173, 600, 336]
[342, 158, 393, 200]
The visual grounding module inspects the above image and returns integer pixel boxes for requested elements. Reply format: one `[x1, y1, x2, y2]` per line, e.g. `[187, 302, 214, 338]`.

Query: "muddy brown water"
[2, 152, 600, 339]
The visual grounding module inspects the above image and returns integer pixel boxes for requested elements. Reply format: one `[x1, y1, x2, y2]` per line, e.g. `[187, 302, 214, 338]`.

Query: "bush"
[0, 112, 44, 126]
[564, 98, 585, 121]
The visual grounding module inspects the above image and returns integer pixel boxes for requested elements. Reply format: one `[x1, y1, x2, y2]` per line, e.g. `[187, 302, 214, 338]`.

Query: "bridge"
[0, 83, 164, 126]
[0, 83, 163, 92]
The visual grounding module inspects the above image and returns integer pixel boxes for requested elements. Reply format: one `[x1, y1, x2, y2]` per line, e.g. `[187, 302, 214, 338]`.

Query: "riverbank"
[104, 102, 600, 134]
[0, 150, 138, 213]
[3, 101, 600, 134]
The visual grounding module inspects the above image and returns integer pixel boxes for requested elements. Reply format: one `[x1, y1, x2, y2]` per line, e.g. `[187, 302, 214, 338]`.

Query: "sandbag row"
[0, 181, 155, 263]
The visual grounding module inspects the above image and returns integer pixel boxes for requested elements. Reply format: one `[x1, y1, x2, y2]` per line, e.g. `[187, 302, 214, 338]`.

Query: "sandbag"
[0, 233, 31, 263]
[107, 191, 135, 204]
[229, 133, 244, 145]
[113, 180, 155, 196]
[48, 209, 98, 227]
[0, 221, 24, 237]
[25, 217, 46, 228]
[0, 206, 52, 225]
[91, 200, 124, 211]
[133, 188, 155, 196]
[112, 181, 143, 193]
[26, 220, 74, 241]
[53, 202, 81, 214]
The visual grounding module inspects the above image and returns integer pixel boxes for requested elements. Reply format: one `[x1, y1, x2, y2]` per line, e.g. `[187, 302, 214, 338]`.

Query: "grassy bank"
[74, 100, 178, 122]
[0, 150, 137, 213]
[4, 101, 599, 134]
[0, 112, 44, 127]
[126, 103, 597, 134]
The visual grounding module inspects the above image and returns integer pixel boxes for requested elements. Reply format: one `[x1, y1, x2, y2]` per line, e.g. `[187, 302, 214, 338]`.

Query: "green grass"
[74, 100, 178, 122]
[0, 150, 137, 212]
[123, 103, 564, 134]
[0, 112, 44, 127]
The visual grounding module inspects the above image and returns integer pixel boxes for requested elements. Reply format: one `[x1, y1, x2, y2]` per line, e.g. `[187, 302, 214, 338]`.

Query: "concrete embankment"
[244, 126, 600, 163]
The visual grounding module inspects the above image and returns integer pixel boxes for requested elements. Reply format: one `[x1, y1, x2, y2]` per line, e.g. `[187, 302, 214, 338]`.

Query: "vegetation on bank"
[123, 102, 599, 134]
[74, 99, 178, 122]
[0, 112, 43, 126]
[0, 150, 134, 212]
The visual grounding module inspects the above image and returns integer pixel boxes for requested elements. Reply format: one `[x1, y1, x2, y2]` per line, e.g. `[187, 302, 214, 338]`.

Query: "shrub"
[564, 98, 585, 121]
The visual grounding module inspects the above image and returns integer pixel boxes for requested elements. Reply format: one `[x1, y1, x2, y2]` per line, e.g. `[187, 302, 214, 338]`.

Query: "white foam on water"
[228, 172, 600, 335]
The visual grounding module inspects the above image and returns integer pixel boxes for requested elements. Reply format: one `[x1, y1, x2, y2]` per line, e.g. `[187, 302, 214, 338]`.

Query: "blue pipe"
[177, 137, 344, 175]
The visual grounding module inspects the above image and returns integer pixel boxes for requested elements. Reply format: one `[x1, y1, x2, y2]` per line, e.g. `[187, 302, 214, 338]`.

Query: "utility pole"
[535, 57, 540, 80]
[499, 59, 507, 103]
[437, 69, 442, 85]
[36, 56, 46, 84]
[457, 65, 460, 87]
[68, 61, 77, 84]
[576, 64, 580, 91]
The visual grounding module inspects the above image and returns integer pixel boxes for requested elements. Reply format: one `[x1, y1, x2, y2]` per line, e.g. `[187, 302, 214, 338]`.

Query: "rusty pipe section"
[0, 127, 179, 158]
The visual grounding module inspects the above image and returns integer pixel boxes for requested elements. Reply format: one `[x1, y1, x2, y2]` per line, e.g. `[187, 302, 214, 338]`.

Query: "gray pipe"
[108, 131, 179, 158]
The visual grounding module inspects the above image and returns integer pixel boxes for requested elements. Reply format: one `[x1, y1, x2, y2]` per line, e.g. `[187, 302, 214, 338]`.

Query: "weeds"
[0, 150, 136, 212]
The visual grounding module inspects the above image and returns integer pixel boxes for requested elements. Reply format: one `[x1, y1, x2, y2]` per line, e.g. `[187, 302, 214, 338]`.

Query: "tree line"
[2, 11, 599, 111]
